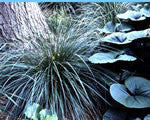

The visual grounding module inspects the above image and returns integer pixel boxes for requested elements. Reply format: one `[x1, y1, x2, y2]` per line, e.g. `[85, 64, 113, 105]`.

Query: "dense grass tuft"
[0, 19, 111, 119]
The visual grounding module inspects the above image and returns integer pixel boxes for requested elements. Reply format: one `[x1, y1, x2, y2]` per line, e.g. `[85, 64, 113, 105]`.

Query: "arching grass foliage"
[0, 19, 110, 119]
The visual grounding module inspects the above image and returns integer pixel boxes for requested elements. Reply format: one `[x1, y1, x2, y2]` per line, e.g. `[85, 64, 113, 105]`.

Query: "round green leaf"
[100, 21, 133, 34]
[127, 30, 146, 41]
[39, 109, 51, 120]
[24, 103, 41, 120]
[117, 10, 146, 21]
[144, 114, 150, 120]
[125, 76, 150, 98]
[110, 76, 150, 108]
[88, 52, 136, 64]
[140, 4, 150, 17]
[101, 29, 150, 45]
[100, 21, 119, 34]
[43, 115, 58, 120]
[102, 32, 129, 44]
[110, 84, 130, 104]
[131, 4, 142, 11]
[116, 22, 133, 32]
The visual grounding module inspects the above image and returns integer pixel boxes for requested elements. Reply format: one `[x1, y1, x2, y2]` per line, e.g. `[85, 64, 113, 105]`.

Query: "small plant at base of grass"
[24, 102, 58, 120]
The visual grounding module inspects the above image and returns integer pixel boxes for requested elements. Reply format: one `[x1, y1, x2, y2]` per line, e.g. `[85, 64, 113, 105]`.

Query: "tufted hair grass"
[0, 18, 112, 119]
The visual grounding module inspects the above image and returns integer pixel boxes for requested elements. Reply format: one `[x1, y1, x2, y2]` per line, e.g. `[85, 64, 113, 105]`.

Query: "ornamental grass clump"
[0, 20, 109, 119]
[79, 2, 131, 27]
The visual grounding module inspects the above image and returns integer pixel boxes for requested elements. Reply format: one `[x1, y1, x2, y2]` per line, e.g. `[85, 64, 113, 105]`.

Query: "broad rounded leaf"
[125, 76, 150, 98]
[110, 76, 150, 108]
[144, 114, 150, 120]
[117, 10, 146, 21]
[88, 52, 116, 64]
[117, 54, 136, 61]
[102, 33, 129, 44]
[131, 4, 142, 11]
[100, 21, 119, 34]
[39, 109, 51, 120]
[43, 115, 58, 120]
[101, 29, 150, 44]
[110, 84, 130, 105]
[140, 4, 150, 17]
[88, 52, 136, 64]
[116, 23, 133, 32]
[127, 30, 146, 41]
[100, 21, 132, 34]
[24, 103, 41, 120]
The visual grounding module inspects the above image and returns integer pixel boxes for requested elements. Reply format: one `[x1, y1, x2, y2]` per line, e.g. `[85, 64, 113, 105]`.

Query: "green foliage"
[24, 103, 58, 120]
[117, 10, 146, 21]
[88, 51, 136, 64]
[0, 18, 110, 119]
[3, 2, 149, 119]
[110, 76, 150, 108]
[100, 2, 150, 119]
[140, 4, 150, 17]
[46, 10, 72, 35]
[131, 3, 150, 17]
[79, 3, 131, 28]
[101, 28, 150, 44]
[39, 109, 52, 120]
[143, 114, 150, 120]
[25, 103, 41, 120]
[100, 21, 118, 34]
[43, 115, 58, 120]
[100, 21, 133, 34]
[99, 3, 131, 23]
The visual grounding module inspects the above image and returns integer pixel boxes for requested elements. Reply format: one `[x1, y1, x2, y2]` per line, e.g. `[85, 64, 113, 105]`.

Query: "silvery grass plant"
[0, 18, 111, 120]
[78, 2, 131, 28]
